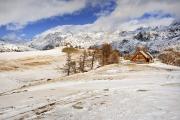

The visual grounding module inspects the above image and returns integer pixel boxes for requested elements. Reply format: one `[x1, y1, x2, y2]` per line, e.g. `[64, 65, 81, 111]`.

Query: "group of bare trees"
[63, 49, 98, 76]
[63, 43, 120, 76]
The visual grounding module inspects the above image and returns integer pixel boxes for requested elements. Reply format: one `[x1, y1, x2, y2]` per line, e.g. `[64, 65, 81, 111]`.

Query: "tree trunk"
[91, 51, 96, 69]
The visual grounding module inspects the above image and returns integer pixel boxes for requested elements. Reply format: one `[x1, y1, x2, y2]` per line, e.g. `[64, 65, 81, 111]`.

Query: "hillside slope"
[0, 61, 180, 120]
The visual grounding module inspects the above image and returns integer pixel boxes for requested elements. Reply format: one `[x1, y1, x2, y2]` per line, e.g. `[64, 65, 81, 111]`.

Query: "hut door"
[147, 59, 149, 63]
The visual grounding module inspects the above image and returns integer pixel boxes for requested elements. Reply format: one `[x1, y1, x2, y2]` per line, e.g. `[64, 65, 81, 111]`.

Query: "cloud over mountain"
[91, 0, 180, 31]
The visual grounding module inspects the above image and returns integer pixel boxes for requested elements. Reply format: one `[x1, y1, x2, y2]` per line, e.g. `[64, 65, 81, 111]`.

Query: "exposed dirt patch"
[33, 102, 56, 115]
[103, 89, 109, 91]
[72, 102, 84, 109]
[137, 89, 149, 92]
[161, 83, 180, 87]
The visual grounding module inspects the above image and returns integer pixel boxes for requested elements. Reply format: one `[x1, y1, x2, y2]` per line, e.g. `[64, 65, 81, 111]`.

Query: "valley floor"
[0, 48, 180, 120]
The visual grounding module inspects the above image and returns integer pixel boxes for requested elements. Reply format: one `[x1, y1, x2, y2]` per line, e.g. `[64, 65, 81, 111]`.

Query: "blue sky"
[0, 7, 101, 39]
[0, 0, 179, 41]
[0, 0, 116, 41]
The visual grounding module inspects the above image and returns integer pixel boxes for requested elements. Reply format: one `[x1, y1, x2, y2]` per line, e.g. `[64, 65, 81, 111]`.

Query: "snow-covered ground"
[0, 47, 65, 93]
[0, 47, 63, 60]
[0, 49, 180, 120]
[0, 42, 34, 52]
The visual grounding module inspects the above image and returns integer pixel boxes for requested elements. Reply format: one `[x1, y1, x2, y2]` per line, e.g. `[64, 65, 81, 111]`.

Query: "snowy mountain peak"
[29, 23, 180, 54]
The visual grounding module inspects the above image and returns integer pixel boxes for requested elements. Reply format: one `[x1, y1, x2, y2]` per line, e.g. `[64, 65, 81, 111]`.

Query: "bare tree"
[63, 52, 72, 76]
[78, 57, 83, 72]
[90, 50, 96, 69]
[78, 50, 87, 72]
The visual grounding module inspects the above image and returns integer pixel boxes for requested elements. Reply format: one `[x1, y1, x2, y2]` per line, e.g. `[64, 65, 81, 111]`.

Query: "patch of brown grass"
[0, 66, 18, 72]
[18, 56, 54, 67]
[0, 56, 54, 72]
[0, 61, 19, 72]
[22, 61, 50, 66]
[62, 47, 78, 53]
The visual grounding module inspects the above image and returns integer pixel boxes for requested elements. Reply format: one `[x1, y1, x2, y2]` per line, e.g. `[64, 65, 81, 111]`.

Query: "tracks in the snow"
[0, 90, 109, 120]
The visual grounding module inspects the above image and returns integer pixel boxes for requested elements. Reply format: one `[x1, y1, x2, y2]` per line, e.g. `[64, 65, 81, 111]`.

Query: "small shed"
[131, 47, 153, 63]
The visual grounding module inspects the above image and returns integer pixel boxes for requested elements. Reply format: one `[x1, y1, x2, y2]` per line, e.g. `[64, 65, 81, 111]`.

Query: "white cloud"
[6, 23, 24, 31]
[2, 33, 22, 41]
[90, 0, 180, 31]
[95, 9, 112, 17]
[0, 0, 88, 30]
[120, 17, 175, 31]
[1, 0, 179, 32]
[2, 32, 30, 43]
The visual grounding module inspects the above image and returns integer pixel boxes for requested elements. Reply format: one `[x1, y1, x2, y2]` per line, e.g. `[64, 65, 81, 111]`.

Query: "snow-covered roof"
[146, 52, 153, 59]
[132, 50, 153, 60]
[139, 51, 150, 58]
